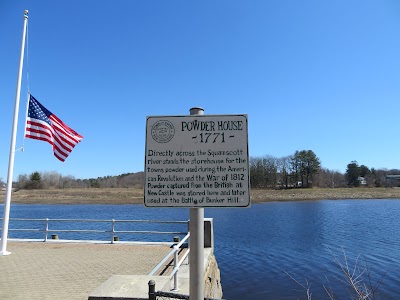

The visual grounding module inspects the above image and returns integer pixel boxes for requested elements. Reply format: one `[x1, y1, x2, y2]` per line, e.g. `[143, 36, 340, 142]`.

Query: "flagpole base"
[0, 251, 11, 256]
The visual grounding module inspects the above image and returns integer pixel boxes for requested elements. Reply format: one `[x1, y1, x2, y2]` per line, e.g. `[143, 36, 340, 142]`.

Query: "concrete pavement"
[0, 241, 171, 300]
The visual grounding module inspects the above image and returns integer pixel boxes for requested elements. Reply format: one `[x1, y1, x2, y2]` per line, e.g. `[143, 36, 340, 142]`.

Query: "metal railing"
[1, 218, 188, 243]
[148, 232, 190, 291]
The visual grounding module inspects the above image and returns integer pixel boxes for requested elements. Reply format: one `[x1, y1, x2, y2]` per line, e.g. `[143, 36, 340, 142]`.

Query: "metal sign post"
[189, 107, 204, 300]
[144, 108, 250, 299]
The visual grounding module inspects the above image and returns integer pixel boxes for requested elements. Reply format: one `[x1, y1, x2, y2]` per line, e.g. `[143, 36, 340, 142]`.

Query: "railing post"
[172, 245, 179, 291]
[148, 279, 156, 300]
[111, 219, 115, 244]
[44, 218, 49, 242]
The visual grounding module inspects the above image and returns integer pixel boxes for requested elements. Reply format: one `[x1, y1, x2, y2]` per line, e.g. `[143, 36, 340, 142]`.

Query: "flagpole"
[1, 10, 29, 256]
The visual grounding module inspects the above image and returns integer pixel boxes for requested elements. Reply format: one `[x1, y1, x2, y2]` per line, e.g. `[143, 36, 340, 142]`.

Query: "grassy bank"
[251, 187, 400, 202]
[1, 188, 143, 204]
[2, 187, 400, 205]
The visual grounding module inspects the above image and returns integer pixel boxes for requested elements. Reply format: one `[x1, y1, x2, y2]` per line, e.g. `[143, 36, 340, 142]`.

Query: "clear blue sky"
[1, 0, 400, 181]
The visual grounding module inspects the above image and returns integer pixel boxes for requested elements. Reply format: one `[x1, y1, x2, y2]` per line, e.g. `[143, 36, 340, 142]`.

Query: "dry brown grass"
[1, 188, 143, 204]
[1, 187, 400, 205]
[250, 187, 400, 203]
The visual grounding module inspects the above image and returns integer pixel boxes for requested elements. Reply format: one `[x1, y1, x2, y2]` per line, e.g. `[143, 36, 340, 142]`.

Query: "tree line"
[6, 171, 144, 190]
[250, 150, 400, 188]
[1, 150, 399, 190]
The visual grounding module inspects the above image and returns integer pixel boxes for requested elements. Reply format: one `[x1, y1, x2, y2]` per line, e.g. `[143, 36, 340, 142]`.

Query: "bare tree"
[41, 171, 61, 188]
[60, 175, 77, 188]
[99, 176, 118, 188]
[263, 155, 278, 188]
[276, 155, 292, 188]
[314, 168, 345, 188]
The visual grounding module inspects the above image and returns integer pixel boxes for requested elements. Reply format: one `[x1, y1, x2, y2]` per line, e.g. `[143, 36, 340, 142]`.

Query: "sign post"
[145, 110, 249, 299]
[188, 107, 204, 300]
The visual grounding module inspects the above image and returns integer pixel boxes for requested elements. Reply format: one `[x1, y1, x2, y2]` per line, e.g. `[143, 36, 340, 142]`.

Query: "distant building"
[358, 177, 367, 185]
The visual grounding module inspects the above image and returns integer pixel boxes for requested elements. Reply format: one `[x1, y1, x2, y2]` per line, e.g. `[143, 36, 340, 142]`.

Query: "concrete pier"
[0, 218, 223, 299]
[0, 241, 171, 300]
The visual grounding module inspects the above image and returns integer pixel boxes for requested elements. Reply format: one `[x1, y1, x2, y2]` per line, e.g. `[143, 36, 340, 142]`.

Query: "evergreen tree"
[346, 161, 360, 187]
[292, 150, 321, 187]
[28, 171, 43, 189]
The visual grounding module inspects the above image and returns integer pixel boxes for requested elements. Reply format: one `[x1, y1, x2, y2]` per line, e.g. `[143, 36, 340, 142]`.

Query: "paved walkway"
[0, 241, 171, 300]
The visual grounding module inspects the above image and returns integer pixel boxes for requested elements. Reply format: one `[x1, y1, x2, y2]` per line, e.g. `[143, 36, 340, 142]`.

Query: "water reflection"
[1, 200, 400, 299]
[207, 200, 400, 299]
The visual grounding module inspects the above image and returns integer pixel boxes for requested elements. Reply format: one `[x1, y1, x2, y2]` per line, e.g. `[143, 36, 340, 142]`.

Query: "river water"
[1, 199, 400, 299]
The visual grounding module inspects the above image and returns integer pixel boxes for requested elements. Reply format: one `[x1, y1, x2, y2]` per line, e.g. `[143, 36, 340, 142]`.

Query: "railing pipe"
[111, 219, 115, 244]
[148, 248, 176, 276]
[172, 245, 179, 291]
[1, 218, 189, 243]
[176, 232, 190, 248]
[169, 246, 190, 279]
[148, 232, 190, 276]
[44, 218, 49, 242]
[114, 230, 185, 235]
[3, 217, 188, 224]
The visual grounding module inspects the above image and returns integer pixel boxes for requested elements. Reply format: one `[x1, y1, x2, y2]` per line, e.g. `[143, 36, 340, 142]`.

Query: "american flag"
[25, 94, 83, 162]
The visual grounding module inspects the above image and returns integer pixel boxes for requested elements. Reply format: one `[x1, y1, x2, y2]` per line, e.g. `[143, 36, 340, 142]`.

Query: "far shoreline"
[1, 187, 400, 205]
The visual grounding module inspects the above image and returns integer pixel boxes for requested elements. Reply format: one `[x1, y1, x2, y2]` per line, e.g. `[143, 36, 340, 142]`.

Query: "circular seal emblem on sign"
[151, 120, 175, 143]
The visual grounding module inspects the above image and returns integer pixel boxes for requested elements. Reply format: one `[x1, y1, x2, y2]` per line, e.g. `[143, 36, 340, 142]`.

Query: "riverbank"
[2, 187, 400, 204]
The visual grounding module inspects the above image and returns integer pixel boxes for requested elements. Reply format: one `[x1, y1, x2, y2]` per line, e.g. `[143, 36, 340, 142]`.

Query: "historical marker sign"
[145, 114, 250, 207]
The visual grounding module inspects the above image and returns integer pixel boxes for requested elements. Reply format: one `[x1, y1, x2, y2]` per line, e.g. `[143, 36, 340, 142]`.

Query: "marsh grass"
[4, 188, 144, 204]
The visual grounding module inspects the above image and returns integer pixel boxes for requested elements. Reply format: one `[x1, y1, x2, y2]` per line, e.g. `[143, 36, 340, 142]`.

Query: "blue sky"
[1, 0, 400, 181]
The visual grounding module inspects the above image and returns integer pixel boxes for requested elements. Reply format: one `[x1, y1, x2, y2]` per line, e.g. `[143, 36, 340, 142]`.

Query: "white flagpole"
[1, 10, 29, 256]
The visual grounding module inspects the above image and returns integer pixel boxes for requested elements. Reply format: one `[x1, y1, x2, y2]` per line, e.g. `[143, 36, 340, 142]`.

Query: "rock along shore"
[2, 187, 400, 205]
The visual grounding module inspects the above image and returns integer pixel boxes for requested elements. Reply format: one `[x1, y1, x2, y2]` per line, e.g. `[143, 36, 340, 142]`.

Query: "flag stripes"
[25, 94, 83, 162]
